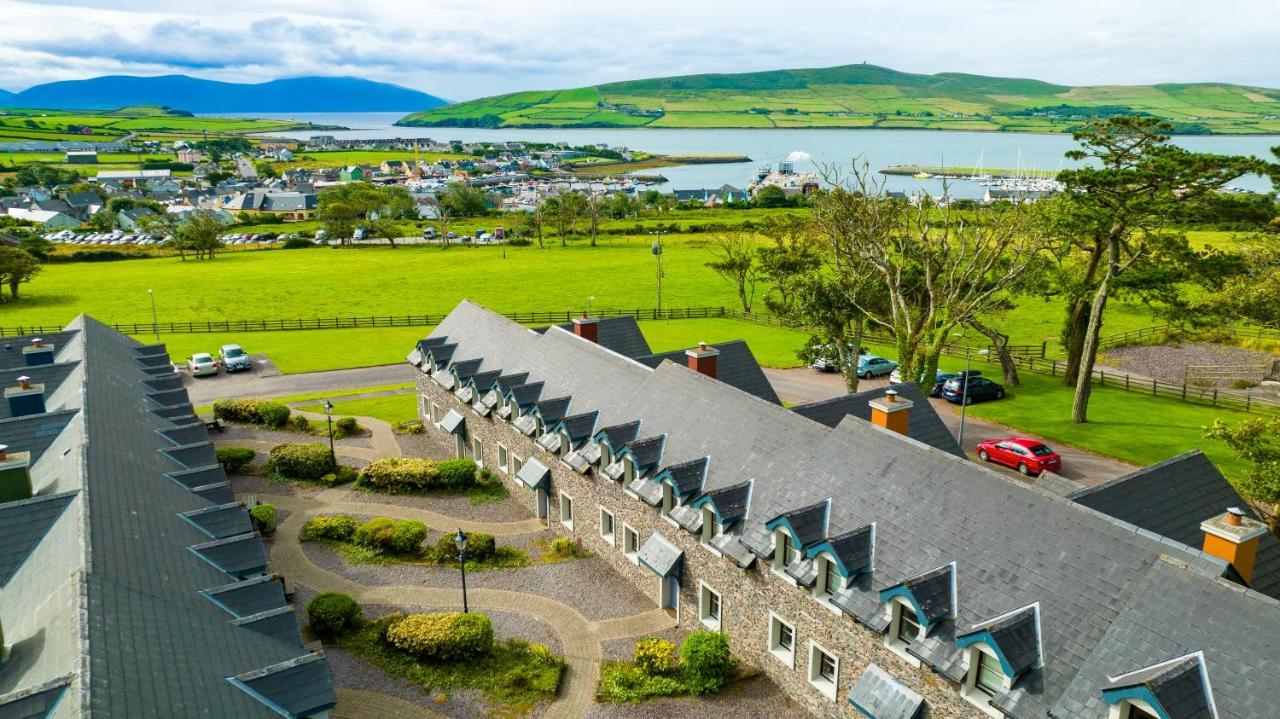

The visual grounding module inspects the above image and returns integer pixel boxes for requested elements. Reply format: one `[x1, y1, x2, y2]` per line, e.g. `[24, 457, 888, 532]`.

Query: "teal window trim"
[955, 630, 1019, 678]
[764, 515, 805, 550]
[803, 540, 868, 579]
[878, 585, 932, 630]
[847, 695, 880, 719]
[1100, 686, 1171, 719]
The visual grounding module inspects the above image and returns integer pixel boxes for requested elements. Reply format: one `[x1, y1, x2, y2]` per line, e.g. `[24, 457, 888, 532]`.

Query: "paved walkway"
[237, 411, 674, 719]
[186, 363, 414, 405]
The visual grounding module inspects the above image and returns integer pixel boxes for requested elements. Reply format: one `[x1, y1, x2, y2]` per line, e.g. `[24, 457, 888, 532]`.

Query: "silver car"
[219, 344, 252, 373]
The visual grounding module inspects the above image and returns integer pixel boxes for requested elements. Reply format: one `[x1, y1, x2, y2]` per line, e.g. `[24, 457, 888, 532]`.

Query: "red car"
[976, 437, 1061, 476]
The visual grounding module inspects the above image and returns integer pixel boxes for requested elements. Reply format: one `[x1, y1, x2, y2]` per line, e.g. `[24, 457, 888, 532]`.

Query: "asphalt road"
[184, 357, 1133, 486]
[764, 367, 1136, 487]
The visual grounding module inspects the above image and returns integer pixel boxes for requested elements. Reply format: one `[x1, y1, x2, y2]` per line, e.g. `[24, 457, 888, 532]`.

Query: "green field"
[269, 149, 469, 172]
[399, 63, 1280, 134]
[0, 106, 327, 144]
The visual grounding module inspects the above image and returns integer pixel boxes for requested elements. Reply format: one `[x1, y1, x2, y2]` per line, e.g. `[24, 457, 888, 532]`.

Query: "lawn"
[153, 326, 433, 374]
[299, 393, 418, 427]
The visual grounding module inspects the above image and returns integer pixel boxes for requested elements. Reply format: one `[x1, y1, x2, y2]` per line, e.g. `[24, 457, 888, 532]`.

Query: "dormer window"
[960, 643, 1011, 717]
[597, 440, 610, 466]
[558, 431, 571, 458]
[886, 598, 923, 666]
[623, 456, 635, 483]
[660, 483, 675, 517]
[817, 556, 842, 597]
[772, 530, 799, 572]
[700, 507, 721, 544]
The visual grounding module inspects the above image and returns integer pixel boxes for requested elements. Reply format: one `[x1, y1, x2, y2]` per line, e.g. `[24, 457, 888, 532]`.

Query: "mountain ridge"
[398, 63, 1280, 135]
[1, 74, 446, 113]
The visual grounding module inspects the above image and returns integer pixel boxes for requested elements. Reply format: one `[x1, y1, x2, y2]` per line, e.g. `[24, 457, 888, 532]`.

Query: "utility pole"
[649, 231, 665, 314]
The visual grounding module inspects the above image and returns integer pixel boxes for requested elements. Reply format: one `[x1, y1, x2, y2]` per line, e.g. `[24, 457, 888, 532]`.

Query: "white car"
[186, 353, 219, 377]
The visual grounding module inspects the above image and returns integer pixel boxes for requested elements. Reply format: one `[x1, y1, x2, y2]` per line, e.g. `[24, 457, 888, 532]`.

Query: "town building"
[411, 301, 1280, 719]
[3, 207, 80, 229]
[63, 151, 97, 164]
[0, 319, 336, 717]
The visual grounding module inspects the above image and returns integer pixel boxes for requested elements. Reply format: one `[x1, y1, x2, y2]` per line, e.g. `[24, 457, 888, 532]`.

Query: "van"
[353, 227, 366, 241]
[423, 227, 437, 239]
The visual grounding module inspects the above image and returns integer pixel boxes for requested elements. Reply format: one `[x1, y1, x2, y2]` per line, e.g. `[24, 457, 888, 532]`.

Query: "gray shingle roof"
[201, 576, 288, 619]
[229, 654, 336, 718]
[181, 502, 253, 540]
[0, 678, 70, 719]
[847, 663, 923, 719]
[662, 456, 708, 497]
[0, 491, 76, 587]
[638, 532, 682, 578]
[791, 382, 962, 457]
[1068, 451, 1280, 598]
[548, 316, 652, 358]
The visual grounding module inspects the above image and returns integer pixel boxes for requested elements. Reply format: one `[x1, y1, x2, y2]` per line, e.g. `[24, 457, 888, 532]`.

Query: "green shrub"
[289, 415, 311, 432]
[634, 638, 677, 675]
[528, 642, 557, 667]
[213, 398, 290, 428]
[434, 532, 495, 563]
[299, 514, 358, 541]
[335, 416, 360, 436]
[249, 503, 276, 534]
[354, 517, 428, 554]
[268, 442, 332, 480]
[436, 458, 478, 488]
[599, 662, 685, 703]
[547, 536, 586, 559]
[358, 456, 439, 492]
[306, 592, 362, 639]
[385, 612, 494, 661]
[320, 465, 359, 486]
[282, 237, 315, 249]
[216, 446, 256, 473]
[1230, 379, 1258, 389]
[680, 631, 735, 695]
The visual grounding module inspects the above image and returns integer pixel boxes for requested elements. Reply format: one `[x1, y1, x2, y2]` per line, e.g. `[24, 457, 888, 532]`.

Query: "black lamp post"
[324, 399, 336, 469]
[454, 528, 469, 613]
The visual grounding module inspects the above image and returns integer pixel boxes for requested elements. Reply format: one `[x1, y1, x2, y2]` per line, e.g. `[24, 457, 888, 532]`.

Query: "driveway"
[184, 362, 416, 405]
[765, 368, 1136, 487]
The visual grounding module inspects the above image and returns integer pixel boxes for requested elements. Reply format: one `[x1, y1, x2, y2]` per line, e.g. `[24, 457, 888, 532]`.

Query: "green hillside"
[397, 63, 1280, 134]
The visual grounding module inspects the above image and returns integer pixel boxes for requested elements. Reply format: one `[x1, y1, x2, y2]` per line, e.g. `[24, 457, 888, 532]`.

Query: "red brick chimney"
[686, 342, 720, 378]
[1201, 507, 1269, 584]
[572, 315, 599, 343]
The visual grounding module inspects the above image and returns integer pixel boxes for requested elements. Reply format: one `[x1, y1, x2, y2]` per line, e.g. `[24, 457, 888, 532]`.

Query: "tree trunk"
[9, 279, 19, 300]
[969, 318, 1020, 386]
[840, 317, 864, 393]
[1061, 296, 1090, 386]
[1072, 277, 1111, 423]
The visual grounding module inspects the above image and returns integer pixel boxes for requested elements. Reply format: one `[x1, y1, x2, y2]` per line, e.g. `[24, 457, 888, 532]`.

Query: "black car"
[929, 370, 981, 397]
[940, 375, 1005, 405]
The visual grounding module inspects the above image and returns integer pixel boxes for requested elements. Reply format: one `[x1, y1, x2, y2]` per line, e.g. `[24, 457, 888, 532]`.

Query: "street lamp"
[956, 347, 990, 451]
[323, 399, 336, 469]
[147, 289, 159, 343]
[453, 528, 469, 613]
[648, 231, 665, 314]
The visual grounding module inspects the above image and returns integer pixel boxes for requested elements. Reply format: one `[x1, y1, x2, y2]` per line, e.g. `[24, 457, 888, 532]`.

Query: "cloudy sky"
[2, 0, 1277, 99]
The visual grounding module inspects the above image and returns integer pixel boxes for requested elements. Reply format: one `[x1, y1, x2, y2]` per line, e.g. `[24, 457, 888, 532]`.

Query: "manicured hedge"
[357, 457, 477, 493]
[353, 517, 428, 555]
[634, 638, 677, 675]
[299, 514, 358, 541]
[385, 611, 494, 661]
[249, 503, 276, 534]
[213, 398, 291, 428]
[268, 442, 332, 480]
[216, 446, 256, 473]
[432, 531, 495, 563]
[307, 592, 362, 639]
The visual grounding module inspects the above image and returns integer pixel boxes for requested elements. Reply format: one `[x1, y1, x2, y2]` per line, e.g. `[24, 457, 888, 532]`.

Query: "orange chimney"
[686, 342, 720, 378]
[1201, 507, 1269, 584]
[869, 389, 913, 436]
[17, 375, 30, 391]
[572, 315, 599, 343]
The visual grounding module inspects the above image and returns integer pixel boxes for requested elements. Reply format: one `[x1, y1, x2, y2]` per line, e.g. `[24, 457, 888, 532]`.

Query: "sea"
[225, 111, 1280, 200]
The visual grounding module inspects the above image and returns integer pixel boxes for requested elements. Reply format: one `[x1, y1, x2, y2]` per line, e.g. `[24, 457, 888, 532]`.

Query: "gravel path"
[395, 431, 456, 460]
[583, 674, 805, 719]
[1103, 341, 1279, 393]
[303, 541, 656, 621]
[219, 423, 376, 450]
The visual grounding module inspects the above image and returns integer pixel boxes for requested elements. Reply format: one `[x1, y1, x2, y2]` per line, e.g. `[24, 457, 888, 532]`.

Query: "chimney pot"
[869, 391, 913, 436]
[1228, 507, 1245, 526]
[30, 338, 42, 348]
[17, 376, 30, 391]
[0, 444, 8, 461]
[885, 388, 898, 404]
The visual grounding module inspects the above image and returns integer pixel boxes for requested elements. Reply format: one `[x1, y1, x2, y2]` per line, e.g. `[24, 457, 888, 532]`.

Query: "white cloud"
[2, 0, 1278, 99]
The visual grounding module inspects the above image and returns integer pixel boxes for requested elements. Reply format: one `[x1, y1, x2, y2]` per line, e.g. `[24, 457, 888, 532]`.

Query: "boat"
[913, 171, 932, 179]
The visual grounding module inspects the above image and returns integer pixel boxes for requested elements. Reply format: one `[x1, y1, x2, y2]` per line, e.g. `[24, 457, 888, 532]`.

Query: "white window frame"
[471, 436, 484, 466]
[599, 507, 616, 545]
[698, 582, 722, 631]
[700, 507, 721, 546]
[807, 640, 839, 701]
[511, 454, 524, 477]
[961, 643, 1010, 718]
[885, 597, 924, 667]
[497, 444, 509, 473]
[812, 554, 845, 615]
[559, 492, 574, 530]
[429, 401, 440, 423]
[1108, 700, 1163, 719]
[559, 430, 572, 458]
[768, 612, 796, 668]
[771, 529, 800, 584]
[622, 523, 640, 563]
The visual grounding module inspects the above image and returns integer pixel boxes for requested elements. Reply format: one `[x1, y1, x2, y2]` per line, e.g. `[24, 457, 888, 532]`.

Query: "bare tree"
[815, 161, 1048, 386]
[705, 230, 760, 312]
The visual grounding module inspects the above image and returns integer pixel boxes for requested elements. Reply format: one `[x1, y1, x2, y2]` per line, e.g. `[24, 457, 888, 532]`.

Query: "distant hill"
[398, 63, 1280, 135]
[1, 75, 447, 113]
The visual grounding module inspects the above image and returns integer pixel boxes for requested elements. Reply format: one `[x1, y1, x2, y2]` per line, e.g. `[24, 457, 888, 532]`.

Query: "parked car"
[187, 353, 219, 377]
[219, 344, 252, 373]
[940, 375, 1005, 404]
[810, 343, 866, 372]
[891, 368, 983, 397]
[856, 355, 898, 379]
[423, 227, 437, 239]
[976, 437, 1062, 476]
[494, 227, 505, 240]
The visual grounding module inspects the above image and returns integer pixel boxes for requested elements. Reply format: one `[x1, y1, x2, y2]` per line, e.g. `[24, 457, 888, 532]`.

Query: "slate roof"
[848, 663, 924, 719]
[0, 491, 76, 587]
[638, 532, 683, 578]
[791, 382, 963, 457]
[547, 316, 652, 358]
[635, 340, 781, 405]
[662, 456, 708, 497]
[1068, 450, 1280, 597]
[0, 317, 333, 717]
[414, 301, 1280, 719]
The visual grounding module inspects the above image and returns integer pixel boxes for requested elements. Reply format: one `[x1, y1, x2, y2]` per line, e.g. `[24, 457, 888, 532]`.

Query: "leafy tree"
[1197, 236, 1280, 329]
[317, 183, 416, 248]
[1055, 117, 1262, 422]
[254, 160, 279, 179]
[1205, 418, 1280, 537]
[171, 210, 224, 260]
[89, 209, 117, 232]
[0, 247, 42, 301]
[14, 163, 80, 187]
[705, 231, 760, 312]
[364, 185, 416, 249]
[438, 183, 487, 217]
[606, 192, 638, 219]
[754, 185, 790, 208]
[584, 191, 603, 247]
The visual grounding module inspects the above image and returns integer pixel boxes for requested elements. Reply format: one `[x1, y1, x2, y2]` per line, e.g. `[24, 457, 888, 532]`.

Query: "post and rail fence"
[0, 308, 1273, 413]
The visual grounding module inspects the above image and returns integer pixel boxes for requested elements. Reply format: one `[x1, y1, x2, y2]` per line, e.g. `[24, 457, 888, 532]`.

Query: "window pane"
[779, 623, 794, 649]
[976, 652, 1004, 696]
[708, 592, 720, 619]
[824, 562, 840, 594]
[818, 651, 836, 681]
[897, 610, 921, 643]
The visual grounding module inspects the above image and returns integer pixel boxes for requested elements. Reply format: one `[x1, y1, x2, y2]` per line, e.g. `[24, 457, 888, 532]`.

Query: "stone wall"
[417, 374, 986, 719]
